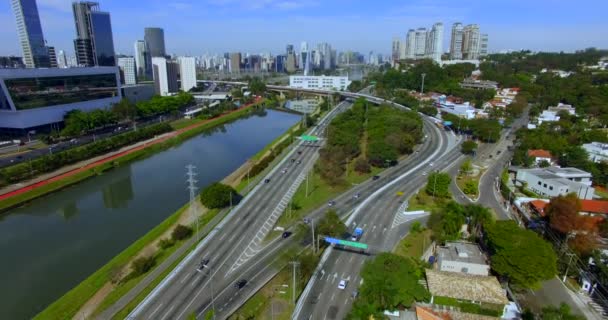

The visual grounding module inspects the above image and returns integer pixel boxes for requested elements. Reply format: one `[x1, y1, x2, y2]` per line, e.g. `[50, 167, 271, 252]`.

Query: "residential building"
[415, 28, 427, 59]
[436, 242, 490, 276]
[459, 78, 498, 90]
[317, 43, 333, 70]
[462, 24, 481, 60]
[434, 95, 476, 119]
[449, 23, 464, 60]
[134, 40, 151, 78]
[547, 102, 576, 115]
[425, 23, 443, 63]
[152, 57, 178, 96]
[11, 0, 50, 68]
[117, 57, 137, 85]
[405, 29, 416, 59]
[72, 1, 116, 67]
[0, 67, 121, 131]
[480, 33, 489, 56]
[515, 167, 595, 200]
[530, 199, 608, 219]
[391, 37, 401, 63]
[527, 149, 554, 166]
[144, 27, 166, 57]
[583, 142, 608, 163]
[57, 50, 67, 68]
[0, 56, 25, 69]
[426, 269, 509, 307]
[285, 52, 296, 73]
[229, 52, 241, 73]
[289, 75, 351, 91]
[177, 56, 196, 92]
[47, 46, 57, 68]
[537, 110, 561, 124]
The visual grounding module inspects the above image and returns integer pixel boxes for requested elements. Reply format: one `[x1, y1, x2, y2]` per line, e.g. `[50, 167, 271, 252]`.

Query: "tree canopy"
[461, 140, 478, 155]
[317, 210, 346, 239]
[485, 221, 557, 289]
[425, 172, 451, 198]
[349, 253, 429, 318]
[248, 77, 266, 95]
[546, 193, 598, 255]
[199, 182, 239, 209]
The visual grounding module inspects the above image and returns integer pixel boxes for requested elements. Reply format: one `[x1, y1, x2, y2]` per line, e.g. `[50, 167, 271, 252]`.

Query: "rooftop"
[437, 242, 487, 265]
[529, 199, 608, 216]
[426, 269, 509, 305]
[527, 149, 553, 159]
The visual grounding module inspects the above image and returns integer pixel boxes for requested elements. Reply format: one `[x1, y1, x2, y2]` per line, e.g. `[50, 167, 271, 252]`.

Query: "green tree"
[485, 221, 557, 289]
[171, 224, 193, 241]
[199, 182, 239, 209]
[460, 158, 473, 175]
[248, 77, 267, 95]
[463, 181, 478, 195]
[317, 210, 346, 238]
[425, 172, 451, 198]
[131, 255, 156, 276]
[355, 253, 429, 312]
[541, 303, 584, 320]
[111, 98, 138, 122]
[428, 201, 467, 242]
[461, 140, 478, 155]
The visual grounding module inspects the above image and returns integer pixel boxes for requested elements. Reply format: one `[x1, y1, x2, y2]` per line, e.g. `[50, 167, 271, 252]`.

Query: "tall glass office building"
[72, 1, 116, 67]
[144, 28, 166, 57]
[11, 0, 50, 68]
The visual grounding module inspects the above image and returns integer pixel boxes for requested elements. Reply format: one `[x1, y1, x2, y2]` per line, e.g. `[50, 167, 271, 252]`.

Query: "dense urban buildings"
[117, 57, 137, 85]
[229, 52, 241, 73]
[72, 1, 116, 67]
[134, 40, 151, 78]
[144, 27, 166, 58]
[11, 0, 51, 68]
[0, 67, 121, 131]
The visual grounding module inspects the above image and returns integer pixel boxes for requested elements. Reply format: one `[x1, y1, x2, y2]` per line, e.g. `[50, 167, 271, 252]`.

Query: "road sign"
[299, 135, 319, 142]
[324, 237, 368, 250]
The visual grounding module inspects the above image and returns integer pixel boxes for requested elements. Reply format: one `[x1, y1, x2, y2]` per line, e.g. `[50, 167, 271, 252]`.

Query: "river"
[0, 109, 300, 319]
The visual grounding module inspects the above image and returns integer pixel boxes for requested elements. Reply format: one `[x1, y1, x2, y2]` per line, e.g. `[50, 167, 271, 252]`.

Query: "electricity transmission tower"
[186, 164, 199, 242]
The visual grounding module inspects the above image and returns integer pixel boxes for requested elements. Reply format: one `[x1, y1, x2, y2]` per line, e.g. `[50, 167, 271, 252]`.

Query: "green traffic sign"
[338, 239, 368, 250]
[300, 135, 319, 142]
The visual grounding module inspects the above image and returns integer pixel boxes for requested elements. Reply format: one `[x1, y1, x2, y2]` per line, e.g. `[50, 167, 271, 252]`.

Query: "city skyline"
[1, 0, 607, 58]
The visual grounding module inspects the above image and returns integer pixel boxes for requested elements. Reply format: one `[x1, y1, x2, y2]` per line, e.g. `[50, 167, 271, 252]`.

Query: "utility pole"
[311, 219, 316, 254]
[562, 252, 575, 283]
[432, 171, 438, 198]
[186, 165, 199, 242]
[289, 261, 300, 305]
[421, 73, 427, 94]
[305, 171, 309, 198]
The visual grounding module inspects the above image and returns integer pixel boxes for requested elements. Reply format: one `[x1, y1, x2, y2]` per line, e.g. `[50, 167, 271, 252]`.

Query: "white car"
[429, 162, 434, 167]
[338, 280, 347, 290]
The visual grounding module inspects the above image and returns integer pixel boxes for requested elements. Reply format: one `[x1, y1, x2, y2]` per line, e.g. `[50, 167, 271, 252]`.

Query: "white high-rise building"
[462, 24, 481, 60]
[480, 33, 489, 56]
[425, 22, 443, 62]
[450, 23, 464, 60]
[152, 57, 178, 96]
[405, 29, 416, 59]
[392, 37, 401, 63]
[57, 49, 68, 68]
[118, 57, 137, 85]
[177, 56, 197, 92]
[414, 28, 427, 58]
[300, 41, 311, 75]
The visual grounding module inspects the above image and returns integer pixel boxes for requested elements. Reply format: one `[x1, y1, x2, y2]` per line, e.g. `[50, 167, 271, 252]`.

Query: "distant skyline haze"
[1, 0, 607, 57]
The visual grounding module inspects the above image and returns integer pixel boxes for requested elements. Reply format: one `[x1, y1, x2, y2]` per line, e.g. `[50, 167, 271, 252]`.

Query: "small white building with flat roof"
[436, 242, 490, 276]
[583, 142, 608, 163]
[516, 167, 595, 200]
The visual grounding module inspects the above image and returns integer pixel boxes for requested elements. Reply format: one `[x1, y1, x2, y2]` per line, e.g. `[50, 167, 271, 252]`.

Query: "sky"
[1, 0, 607, 57]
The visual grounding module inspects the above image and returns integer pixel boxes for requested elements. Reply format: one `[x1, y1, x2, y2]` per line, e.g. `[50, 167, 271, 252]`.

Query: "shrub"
[157, 238, 175, 250]
[131, 255, 156, 276]
[200, 182, 240, 209]
[354, 157, 371, 173]
[171, 224, 193, 241]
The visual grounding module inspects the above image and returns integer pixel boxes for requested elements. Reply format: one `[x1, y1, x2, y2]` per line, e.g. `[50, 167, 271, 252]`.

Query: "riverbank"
[0, 100, 262, 214]
[31, 103, 306, 320]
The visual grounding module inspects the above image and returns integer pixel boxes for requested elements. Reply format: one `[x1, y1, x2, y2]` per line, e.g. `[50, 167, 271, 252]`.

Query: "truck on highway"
[351, 227, 364, 241]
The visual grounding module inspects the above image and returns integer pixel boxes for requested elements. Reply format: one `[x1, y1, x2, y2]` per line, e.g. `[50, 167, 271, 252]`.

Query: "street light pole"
[421, 73, 427, 94]
[562, 253, 575, 283]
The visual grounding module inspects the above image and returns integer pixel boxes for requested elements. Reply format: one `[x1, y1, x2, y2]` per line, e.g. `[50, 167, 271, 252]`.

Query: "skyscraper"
[450, 23, 464, 60]
[391, 37, 401, 63]
[144, 28, 166, 57]
[118, 57, 137, 85]
[425, 23, 443, 62]
[152, 57, 178, 96]
[11, 0, 50, 68]
[480, 34, 489, 57]
[57, 49, 67, 68]
[405, 29, 416, 59]
[414, 28, 427, 59]
[317, 43, 333, 70]
[177, 56, 196, 92]
[462, 24, 481, 60]
[134, 40, 151, 78]
[229, 52, 241, 73]
[47, 46, 57, 67]
[72, 1, 116, 66]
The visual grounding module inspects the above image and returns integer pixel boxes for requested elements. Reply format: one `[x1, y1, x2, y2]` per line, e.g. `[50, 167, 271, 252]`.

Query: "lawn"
[408, 190, 447, 212]
[455, 173, 480, 197]
[394, 229, 433, 259]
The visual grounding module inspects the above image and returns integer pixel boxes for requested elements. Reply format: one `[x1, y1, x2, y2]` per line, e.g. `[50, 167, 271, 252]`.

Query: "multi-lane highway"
[293, 116, 462, 320]
[126, 99, 353, 320]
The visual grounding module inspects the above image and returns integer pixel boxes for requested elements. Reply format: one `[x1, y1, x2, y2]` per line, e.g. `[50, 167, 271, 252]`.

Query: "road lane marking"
[147, 303, 163, 319]
[349, 256, 354, 263]
[180, 273, 191, 284]
[331, 293, 336, 301]
[160, 305, 174, 320]
[228, 233, 238, 243]
[219, 233, 226, 241]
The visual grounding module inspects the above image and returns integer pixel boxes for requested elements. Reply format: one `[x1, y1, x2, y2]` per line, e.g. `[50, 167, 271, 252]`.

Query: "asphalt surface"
[128, 100, 353, 320]
[294, 121, 462, 320]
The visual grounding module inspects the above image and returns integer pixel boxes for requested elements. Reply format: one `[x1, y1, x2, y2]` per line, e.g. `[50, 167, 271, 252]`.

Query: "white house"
[516, 167, 595, 200]
[436, 242, 490, 276]
[583, 142, 608, 163]
[434, 95, 476, 119]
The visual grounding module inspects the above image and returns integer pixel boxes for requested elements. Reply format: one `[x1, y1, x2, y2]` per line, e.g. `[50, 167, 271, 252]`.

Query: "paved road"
[127, 100, 353, 320]
[293, 123, 462, 320]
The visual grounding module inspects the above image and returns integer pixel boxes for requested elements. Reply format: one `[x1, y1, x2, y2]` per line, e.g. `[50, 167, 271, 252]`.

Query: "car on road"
[351, 290, 359, 299]
[429, 162, 434, 167]
[282, 231, 292, 238]
[422, 171, 427, 176]
[235, 279, 247, 289]
[353, 193, 360, 199]
[291, 158, 296, 163]
[296, 160, 301, 165]
[281, 169, 287, 174]
[297, 151, 302, 155]
[372, 175, 380, 181]
[196, 258, 210, 272]
[264, 178, 271, 183]
[328, 200, 336, 207]
[338, 280, 347, 290]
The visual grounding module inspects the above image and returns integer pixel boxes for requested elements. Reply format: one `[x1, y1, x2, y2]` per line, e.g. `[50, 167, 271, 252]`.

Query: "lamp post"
[201, 264, 216, 319]
[421, 73, 427, 94]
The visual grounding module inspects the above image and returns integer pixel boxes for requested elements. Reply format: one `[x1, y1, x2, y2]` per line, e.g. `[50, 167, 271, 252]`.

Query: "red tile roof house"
[527, 149, 554, 166]
[530, 199, 608, 224]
